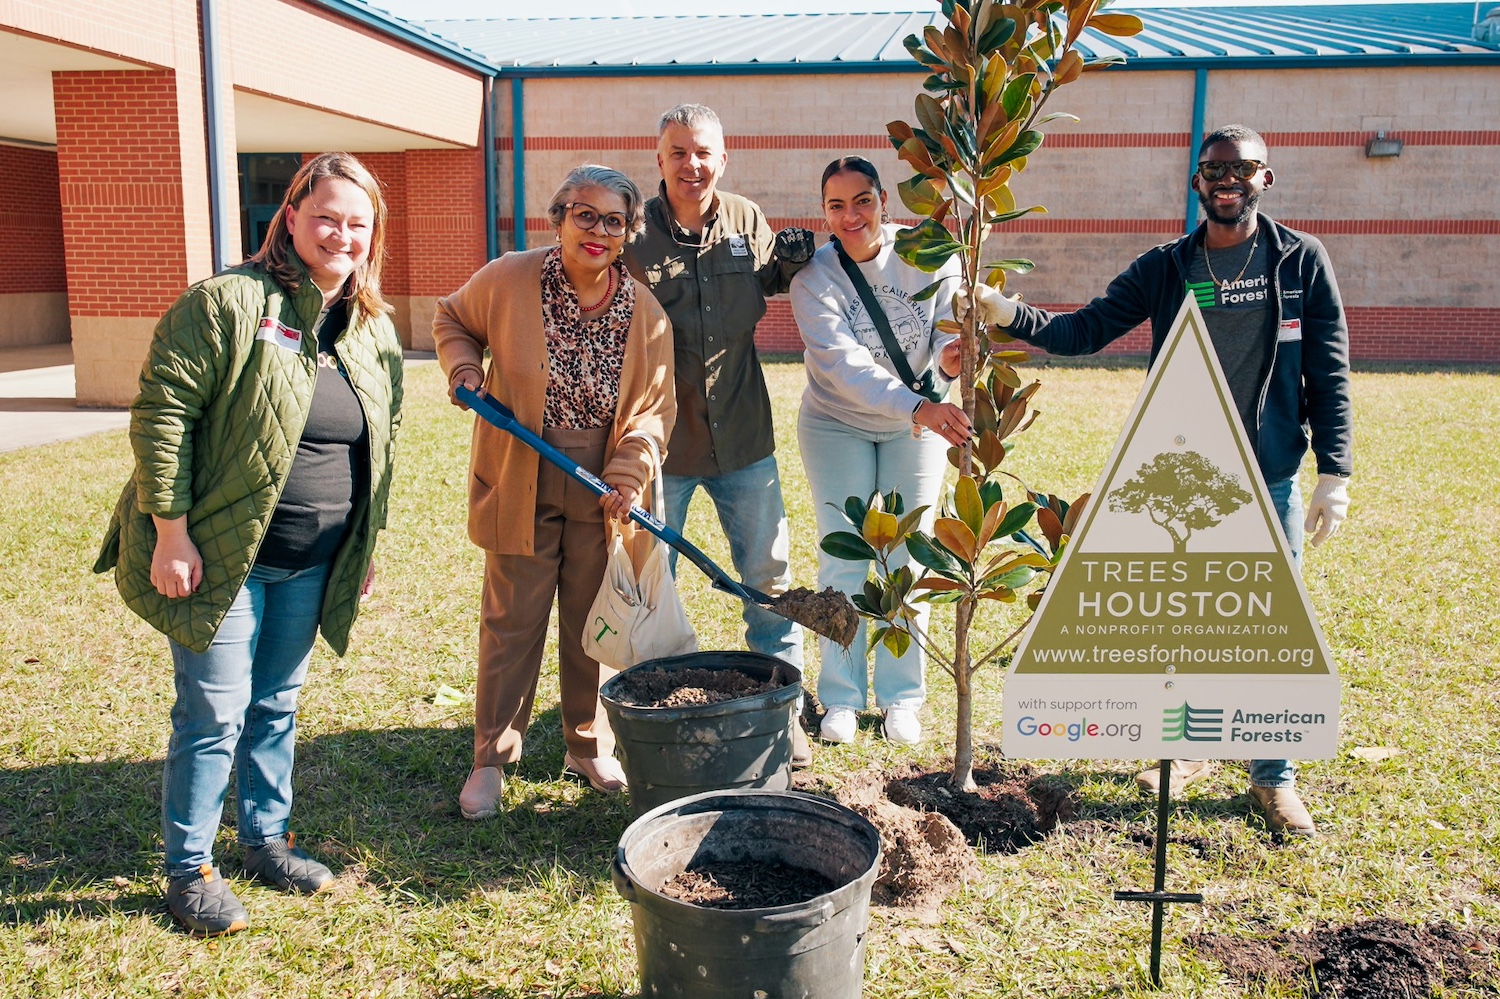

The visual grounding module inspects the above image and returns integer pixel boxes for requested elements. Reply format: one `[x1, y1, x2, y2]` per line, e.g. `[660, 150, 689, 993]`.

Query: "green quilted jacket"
[94, 258, 404, 654]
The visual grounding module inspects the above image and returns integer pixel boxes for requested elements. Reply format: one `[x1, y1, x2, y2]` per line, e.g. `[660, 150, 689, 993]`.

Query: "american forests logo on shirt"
[1186, 273, 1271, 310]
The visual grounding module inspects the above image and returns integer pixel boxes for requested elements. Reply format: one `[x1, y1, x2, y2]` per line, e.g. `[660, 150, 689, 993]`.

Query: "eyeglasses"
[564, 202, 628, 238]
[1196, 160, 1267, 182]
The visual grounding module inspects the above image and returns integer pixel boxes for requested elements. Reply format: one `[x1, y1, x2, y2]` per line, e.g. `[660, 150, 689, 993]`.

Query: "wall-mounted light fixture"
[1365, 131, 1404, 158]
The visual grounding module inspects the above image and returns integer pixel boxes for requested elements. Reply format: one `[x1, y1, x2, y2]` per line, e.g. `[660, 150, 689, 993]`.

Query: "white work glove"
[953, 284, 1018, 328]
[1303, 473, 1350, 547]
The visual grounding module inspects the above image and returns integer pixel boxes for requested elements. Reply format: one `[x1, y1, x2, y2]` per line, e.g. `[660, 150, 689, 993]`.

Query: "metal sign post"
[1112, 759, 1204, 988]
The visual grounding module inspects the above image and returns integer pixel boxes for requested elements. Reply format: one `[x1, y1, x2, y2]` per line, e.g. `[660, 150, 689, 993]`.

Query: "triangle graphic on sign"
[1002, 297, 1340, 760]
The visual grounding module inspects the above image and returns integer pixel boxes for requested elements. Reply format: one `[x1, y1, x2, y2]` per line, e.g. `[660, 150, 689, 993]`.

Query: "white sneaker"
[819, 707, 858, 744]
[882, 707, 922, 745]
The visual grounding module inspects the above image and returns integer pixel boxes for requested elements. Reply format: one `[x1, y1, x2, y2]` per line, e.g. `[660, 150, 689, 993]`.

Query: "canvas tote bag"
[582, 431, 697, 668]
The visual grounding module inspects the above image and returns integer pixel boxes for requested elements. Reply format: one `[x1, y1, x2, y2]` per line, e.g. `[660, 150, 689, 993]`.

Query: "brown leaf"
[934, 518, 978, 564]
[1036, 506, 1063, 549]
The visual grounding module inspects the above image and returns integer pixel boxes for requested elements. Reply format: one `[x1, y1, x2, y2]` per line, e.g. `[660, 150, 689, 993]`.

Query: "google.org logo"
[1015, 716, 1143, 742]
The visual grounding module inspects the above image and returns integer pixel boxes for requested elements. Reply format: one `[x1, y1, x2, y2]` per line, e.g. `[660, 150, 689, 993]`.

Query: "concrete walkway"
[0, 345, 439, 453]
[0, 344, 129, 453]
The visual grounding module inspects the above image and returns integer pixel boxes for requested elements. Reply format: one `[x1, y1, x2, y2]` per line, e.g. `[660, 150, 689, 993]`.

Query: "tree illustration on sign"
[1108, 451, 1251, 552]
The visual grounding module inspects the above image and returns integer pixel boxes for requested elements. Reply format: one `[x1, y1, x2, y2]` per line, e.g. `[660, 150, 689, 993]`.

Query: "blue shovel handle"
[456, 385, 768, 606]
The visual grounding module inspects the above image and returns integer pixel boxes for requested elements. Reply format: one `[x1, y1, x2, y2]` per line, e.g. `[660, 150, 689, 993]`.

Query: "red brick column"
[54, 69, 211, 406]
[0, 146, 69, 347]
[404, 147, 487, 350]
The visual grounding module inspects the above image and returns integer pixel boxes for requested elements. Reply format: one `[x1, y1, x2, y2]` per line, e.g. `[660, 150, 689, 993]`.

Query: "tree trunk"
[951, 598, 977, 792]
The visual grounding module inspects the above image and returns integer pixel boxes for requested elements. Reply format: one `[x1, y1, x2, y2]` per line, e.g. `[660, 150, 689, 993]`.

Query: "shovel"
[457, 385, 857, 646]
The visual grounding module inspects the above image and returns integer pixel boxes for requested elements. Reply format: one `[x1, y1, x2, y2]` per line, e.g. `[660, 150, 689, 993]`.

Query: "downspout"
[1185, 66, 1207, 235]
[511, 77, 526, 251]
[200, 0, 236, 272]
[484, 76, 499, 261]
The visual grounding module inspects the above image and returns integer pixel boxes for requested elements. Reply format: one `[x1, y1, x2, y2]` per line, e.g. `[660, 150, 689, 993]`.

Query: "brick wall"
[0, 147, 67, 295]
[405, 147, 487, 296]
[54, 70, 193, 318]
[753, 302, 1500, 366]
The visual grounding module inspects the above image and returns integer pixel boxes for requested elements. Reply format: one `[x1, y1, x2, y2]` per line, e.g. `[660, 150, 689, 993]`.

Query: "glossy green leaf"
[907, 532, 965, 579]
[996, 500, 1038, 538]
[821, 531, 878, 562]
[842, 495, 868, 527]
[894, 220, 964, 273]
[883, 627, 912, 659]
[994, 129, 1045, 167]
[898, 175, 948, 216]
[1001, 73, 1034, 120]
[911, 279, 946, 303]
[984, 257, 1036, 274]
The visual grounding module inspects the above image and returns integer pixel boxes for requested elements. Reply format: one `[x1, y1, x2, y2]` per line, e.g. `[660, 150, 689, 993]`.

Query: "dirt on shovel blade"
[770, 586, 859, 647]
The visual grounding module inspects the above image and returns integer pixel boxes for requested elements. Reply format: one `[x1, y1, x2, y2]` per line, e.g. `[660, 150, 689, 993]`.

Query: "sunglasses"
[1196, 159, 1267, 182]
[565, 202, 628, 238]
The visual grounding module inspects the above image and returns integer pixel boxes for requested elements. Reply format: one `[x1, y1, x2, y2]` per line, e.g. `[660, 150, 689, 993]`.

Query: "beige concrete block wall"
[407, 296, 439, 352]
[225, 0, 484, 147]
[0, 293, 70, 347]
[1206, 66, 1497, 132]
[71, 316, 155, 408]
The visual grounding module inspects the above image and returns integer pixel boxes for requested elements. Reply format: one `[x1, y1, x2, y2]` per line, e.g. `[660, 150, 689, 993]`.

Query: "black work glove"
[773, 227, 816, 265]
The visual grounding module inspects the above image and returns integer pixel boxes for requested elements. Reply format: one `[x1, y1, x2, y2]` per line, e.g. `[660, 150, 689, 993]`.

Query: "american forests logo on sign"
[1002, 298, 1340, 760]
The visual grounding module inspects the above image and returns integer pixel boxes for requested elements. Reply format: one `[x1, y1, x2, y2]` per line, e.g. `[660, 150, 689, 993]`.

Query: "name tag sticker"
[257, 317, 302, 351]
[728, 234, 750, 257]
[1277, 318, 1302, 342]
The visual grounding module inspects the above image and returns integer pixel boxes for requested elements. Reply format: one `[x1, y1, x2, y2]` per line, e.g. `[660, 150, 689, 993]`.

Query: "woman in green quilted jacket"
[96, 152, 403, 937]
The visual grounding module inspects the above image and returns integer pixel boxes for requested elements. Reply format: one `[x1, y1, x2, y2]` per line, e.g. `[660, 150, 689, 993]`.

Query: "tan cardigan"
[433, 248, 676, 556]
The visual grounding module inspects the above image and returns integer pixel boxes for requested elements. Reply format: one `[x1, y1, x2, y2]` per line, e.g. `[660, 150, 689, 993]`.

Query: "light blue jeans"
[162, 561, 329, 876]
[798, 410, 947, 712]
[1250, 475, 1302, 789]
[663, 454, 803, 668]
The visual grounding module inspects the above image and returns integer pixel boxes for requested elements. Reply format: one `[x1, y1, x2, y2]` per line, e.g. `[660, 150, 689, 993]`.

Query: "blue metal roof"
[411, 3, 1500, 74]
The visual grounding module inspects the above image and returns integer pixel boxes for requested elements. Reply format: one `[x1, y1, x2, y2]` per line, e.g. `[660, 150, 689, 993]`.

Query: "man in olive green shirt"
[625, 103, 815, 674]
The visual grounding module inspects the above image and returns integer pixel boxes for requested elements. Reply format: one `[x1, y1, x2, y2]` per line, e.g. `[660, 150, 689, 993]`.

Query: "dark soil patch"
[1192, 918, 1500, 997]
[607, 667, 776, 708]
[658, 860, 834, 910]
[886, 762, 1078, 852]
[769, 586, 858, 647]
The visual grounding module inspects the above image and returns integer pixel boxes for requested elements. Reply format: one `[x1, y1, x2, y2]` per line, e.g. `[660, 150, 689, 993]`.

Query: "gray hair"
[545, 164, 645, 236]
[657, 103, 722, 136]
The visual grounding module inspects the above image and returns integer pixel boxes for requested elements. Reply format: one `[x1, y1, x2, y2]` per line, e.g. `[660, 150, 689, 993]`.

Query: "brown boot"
[1135, 759, 1216, 795]
[1249, 785, 1317, 838]
[790, 721, 813, 769]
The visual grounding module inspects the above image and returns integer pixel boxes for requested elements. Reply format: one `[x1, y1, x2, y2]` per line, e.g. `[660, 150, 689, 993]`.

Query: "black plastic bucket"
[600, 651, 802, 816]
[612, 789, 882, 999]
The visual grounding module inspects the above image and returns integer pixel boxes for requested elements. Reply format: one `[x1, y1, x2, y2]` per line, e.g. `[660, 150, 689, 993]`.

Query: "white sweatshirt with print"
[790, 224, 962, 433]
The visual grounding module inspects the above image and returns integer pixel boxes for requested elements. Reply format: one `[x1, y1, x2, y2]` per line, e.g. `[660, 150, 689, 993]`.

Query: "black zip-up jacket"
[1004, 215, 1352, 482]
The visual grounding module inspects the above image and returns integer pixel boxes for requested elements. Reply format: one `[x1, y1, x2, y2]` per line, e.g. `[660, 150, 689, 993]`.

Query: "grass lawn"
[2, 358, 1497, 997]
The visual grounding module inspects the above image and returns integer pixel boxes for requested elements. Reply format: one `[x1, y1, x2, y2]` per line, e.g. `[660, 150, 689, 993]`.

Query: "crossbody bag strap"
[832, 237, 927, 395]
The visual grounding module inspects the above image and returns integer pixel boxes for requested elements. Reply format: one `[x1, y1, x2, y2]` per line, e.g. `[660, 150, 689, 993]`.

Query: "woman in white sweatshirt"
[790, 156, 972, 746]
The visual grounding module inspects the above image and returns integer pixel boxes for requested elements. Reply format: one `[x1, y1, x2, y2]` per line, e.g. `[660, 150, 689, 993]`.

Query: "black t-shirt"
[256, 299, 370, 570]
[1186, 237, 1271, 449]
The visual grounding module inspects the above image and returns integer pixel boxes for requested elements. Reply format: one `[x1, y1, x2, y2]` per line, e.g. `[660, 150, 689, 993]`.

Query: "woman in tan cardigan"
[434, 165, 675, 819]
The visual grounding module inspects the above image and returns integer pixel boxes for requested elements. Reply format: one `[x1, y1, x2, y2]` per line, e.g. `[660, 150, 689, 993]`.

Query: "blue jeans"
[1250, 476, 1303, 789]
[663, 454, 803, 667]
[798, 410, 947, 711]
[162, 561, 329, 876]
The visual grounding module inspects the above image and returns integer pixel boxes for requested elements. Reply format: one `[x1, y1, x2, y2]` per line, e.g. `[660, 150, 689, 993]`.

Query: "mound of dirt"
[886, 762, 1078, 852]
[827, 765, 979, 922]
[607, 667, 776, 708]
[1192, 918, 1500, 998]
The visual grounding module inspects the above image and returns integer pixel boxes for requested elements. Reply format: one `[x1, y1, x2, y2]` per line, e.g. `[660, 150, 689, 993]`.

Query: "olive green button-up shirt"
[625, 186, 803, 477]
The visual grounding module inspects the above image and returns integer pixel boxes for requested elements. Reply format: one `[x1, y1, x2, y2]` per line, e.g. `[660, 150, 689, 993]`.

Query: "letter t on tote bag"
[582, 432, 697, 669]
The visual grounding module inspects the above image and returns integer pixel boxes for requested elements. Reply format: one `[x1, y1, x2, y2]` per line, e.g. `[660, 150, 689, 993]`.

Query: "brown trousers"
[474, 426, 617, 767]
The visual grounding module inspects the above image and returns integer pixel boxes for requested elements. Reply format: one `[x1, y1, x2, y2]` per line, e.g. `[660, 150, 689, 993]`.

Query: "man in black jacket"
[971, 124, 1352, 837]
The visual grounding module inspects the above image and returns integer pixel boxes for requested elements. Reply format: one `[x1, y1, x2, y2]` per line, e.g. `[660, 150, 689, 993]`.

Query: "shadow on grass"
[1, 707, 637, 925]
